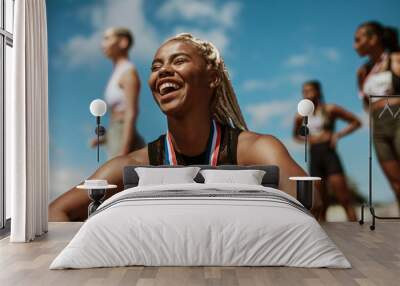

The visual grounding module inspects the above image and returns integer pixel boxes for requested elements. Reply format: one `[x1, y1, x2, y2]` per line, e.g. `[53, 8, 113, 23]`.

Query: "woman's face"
[148, 40, 214, 116]
[302, 84, 320, 104]
[353, 27, 374, 57]
[101, 29, 122, 58]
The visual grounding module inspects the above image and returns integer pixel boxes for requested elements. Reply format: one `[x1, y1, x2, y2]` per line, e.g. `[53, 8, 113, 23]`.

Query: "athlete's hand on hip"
[89, 137, 106, 148]
[329, 133, 339, 149]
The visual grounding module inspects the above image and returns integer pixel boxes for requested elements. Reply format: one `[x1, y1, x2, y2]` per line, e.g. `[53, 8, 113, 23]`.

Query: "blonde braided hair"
[164, 33, 248, 131]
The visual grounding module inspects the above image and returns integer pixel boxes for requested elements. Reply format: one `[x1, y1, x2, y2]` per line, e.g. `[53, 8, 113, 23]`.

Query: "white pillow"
[200, 169, 266, 185]
[135, 167, 201, 186]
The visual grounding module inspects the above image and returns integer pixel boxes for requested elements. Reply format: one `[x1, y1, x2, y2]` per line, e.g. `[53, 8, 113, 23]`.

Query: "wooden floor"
[0, 222, 399, 286]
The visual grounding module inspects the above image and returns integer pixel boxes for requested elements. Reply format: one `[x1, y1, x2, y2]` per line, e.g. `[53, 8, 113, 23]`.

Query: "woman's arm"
[238, 133, 306, 197]
[357, 66, 370, 110]
[329, 104, 362, 148]
[238, 132, 322, 216]
[119, 68, 141, 156]
[292, 115, 305, 143]
[49, 147, 149, 222]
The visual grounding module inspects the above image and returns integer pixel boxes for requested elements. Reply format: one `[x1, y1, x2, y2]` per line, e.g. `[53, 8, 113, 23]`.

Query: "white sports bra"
[363, 71, 393, 102]
[307, 109, 334, 136]
[104, 60, 135, 112]
[360, 53, 390, 103]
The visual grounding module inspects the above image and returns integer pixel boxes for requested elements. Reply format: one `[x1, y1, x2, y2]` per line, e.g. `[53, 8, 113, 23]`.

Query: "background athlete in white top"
[91, 27, 145, 159]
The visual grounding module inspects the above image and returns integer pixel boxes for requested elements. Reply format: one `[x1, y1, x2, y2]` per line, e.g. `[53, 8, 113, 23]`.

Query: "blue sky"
[47, 0, 400, 202]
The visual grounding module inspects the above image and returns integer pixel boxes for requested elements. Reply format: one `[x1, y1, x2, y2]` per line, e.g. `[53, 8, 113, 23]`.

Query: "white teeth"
[159, 82, 180, 94]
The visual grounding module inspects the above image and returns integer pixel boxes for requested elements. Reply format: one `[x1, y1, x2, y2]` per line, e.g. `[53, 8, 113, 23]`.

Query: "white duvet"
[50, 183, 351, 269]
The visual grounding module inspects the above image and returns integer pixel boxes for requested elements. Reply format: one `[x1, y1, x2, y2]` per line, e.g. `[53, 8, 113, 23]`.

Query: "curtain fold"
[6, 0, 49, 242]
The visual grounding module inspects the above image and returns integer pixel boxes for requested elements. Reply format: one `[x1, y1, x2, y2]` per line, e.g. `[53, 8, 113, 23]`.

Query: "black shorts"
[309, 142, 344, 178]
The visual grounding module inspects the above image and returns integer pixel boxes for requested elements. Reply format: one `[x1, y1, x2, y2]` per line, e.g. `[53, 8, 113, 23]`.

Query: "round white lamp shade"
[297, 99, 315, 117]
[90, 99, 107, 117]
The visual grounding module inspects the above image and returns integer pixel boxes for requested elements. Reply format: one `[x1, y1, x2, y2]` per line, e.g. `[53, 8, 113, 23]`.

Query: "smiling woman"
[49, 33, 314, 222]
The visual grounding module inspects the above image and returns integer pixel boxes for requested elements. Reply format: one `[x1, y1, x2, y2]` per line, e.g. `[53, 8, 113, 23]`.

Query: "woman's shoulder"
[84, 146, 149, 189]
[119, 59, 136, 69]
[237, 131, 288, 165]
[357, 61, 372, 78]
[105, 146, 149, 170]
[357, 55, 390, 78]
[125, 146, 149, 165]
[119, 61, 139, 79]
[238, 130, 266, 142]
[324, 103, 351, 116]
[125, 61, 139, 74]
[323, 103, 337, 113]
[238, 131, 284, 147]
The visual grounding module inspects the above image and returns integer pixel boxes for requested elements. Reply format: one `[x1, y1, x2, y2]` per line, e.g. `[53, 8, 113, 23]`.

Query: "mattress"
[50, 183, 351, 269]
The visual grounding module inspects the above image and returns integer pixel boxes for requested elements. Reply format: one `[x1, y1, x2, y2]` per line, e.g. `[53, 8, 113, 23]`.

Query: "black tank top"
[147, 125, 242, 165]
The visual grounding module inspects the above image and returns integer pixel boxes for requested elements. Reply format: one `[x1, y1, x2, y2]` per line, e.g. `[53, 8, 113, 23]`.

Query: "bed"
[50, 165, 350, 269]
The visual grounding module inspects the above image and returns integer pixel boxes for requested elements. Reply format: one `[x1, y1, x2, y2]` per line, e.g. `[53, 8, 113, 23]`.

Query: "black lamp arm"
[303, 116, 308, 163]
[94, 116, 106, 163]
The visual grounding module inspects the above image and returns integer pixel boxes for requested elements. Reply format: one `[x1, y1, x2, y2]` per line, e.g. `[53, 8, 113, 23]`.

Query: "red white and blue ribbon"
[164, 119, 221, 166]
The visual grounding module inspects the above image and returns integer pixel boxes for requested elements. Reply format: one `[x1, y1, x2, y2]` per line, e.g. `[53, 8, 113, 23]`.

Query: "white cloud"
[287, 72, 310, 85]
[219, 2, 241, 28]
[241, 78, 282, 92]
[241, 72, 311, 92]
[157, 0, 240, 28]
[242, 98, 303, 155]
[322, 47, 340, 62]
[49, 165, 92, 201]
[60, 0, 160, 68]
[61, 34, 102, 68]
[283, 47, 341, 68]
[244, 99, 298, 128]
[284, 53, 311, 68]
[59, 0, 241, 69]
[160, 1, 242, 55]
[281, 137, 304, 153]
[171, 27, 229, 52]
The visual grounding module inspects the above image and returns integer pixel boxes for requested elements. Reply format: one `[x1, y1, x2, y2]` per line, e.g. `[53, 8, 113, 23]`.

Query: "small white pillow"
[135, 167, 201, 186]
[200, 169, 266, 185]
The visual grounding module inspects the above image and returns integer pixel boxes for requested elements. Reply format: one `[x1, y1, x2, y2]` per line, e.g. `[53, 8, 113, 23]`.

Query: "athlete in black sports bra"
[148, 123, 241, 165]
[293, 80, 361, 221]
[49, 34, 314, 222]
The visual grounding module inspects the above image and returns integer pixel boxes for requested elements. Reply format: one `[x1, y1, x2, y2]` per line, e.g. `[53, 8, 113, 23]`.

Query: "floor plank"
[0, 222, 399, 286]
